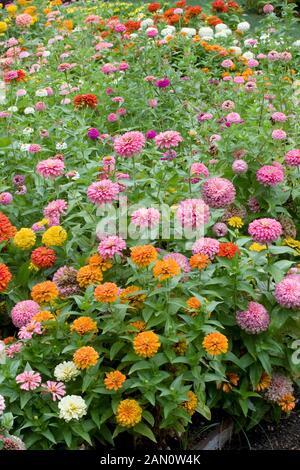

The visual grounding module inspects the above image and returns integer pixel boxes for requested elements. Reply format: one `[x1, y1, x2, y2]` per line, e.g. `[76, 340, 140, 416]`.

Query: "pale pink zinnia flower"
[176, 199, 210, 230]
[154, 131, 183, 149]
[11, 300, 40, 328]
[202, 177, 236, 208]
[190, 162, 209, 182]
[16, 371, 42, 391]
[131, 208, 160, 228]
[36, 158, 65, 179]
[256, 165, 284, 186]
[16, 14, 33, 28]
[5, 342, 23, 359]
[274, 275, 300, 309]
[18, 321, 43, 340]
[97, 235, 126, 259]
[43, 199, 68, 225]
[248, 218, 282, 244]
[87, 180, 120, 205]
[42, 381, 66, 401]
[113, 131, 145, 157]
[272, 129, 286, 140]
[192, 237, 220, 259]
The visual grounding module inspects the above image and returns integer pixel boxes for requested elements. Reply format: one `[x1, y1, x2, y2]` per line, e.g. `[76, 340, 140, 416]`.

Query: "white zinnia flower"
[292, 40, 300, 47]
[8, 106, 18, 112]
[140, 19, 154, 29]
[58, 395, 87, 422]
[0, 394, 5, 415]
[215, 30, 232, 38]
[161, 26, 176, 37]
[22, 127, 34, 135]
[35, 89, 48, 97]
[198, 27, 214, 38]
[228, 46, 242, 56]
[180, 28, 196, 37]
[215, 23, 229, 32]
[54, 361, 80, 382]
[242, 51, 254, 60]
[20, 144, 31, 152]
[56, 142, 68, 150]
[24, 107, 35, 115]
[237, 21, 250, 33]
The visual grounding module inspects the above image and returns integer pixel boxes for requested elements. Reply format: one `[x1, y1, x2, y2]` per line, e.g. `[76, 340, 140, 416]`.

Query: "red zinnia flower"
[148, 2, 161, 12]
[124, 20, 141, 32]
[186, 6, 203, 16]
[16, 70, 26, 81]
[212, 0, 228, 12]
[218, 242, 240, 259]
[31, 247, 57, 269]
[0, 263, 12, 292]
[74, 94, 98, 109]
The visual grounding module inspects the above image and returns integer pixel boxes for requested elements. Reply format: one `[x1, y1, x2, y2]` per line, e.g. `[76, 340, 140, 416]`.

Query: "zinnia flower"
[154, 130, 183, 149]
[74, 94, 98, 108]
[218, 242, 240, 259]
[256, 165, 284, 186]
[77, 265, 103, 288]
[94, 282, 119, 303]
[181, 391, 198, 416]
[54, 361, 80, 382]
[236, 301, 270, 334]
[0, 264, 12, 292]
[36, 158, 65, 179]
[176, 199, 210, 229]
[274, 275, 300, 309]
[192, 237, 220, 259]
[284, 149, 300, 167]
[104, 371, 126, 391]
[58, 395, 87, 422]
[87, 180, 120, 205]
[189, 254, 210, 270]
[0, 212, 16, 243]
[203, 332, 228, 355]
[133, 330, 161, 358]
[31, 281, 59, 304]
[120, 286, 146, 309]
[70, 317, 98, 335]
[11, 300, 40, 328]
[116, 399, 142, 427]
[73, 346, 99, 370]
[131, 208, 160, 228]
[265, 373, 293, 403]
[53, 266, 80, 297]
[153, 258, 181, 280]
[248, 218, 282, 244]
[163, 253, 191, 273]
[42, 381, 66, 401]
[16, 370, 42, 391]
[31, 247, 56, 268]
[14, 228, 36, 250]
[130, 245, 158, 267]
[202, 177, 236, 208]
[113, 131, 145, 157]
[42, 226, 67, 246]
[98, 235, 126, 259]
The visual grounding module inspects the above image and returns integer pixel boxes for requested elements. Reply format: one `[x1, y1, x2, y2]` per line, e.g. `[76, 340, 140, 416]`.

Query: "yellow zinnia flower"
[42, 226, 67, 247]
[227, 216, 244, 229]
[14, 228, 36, 250]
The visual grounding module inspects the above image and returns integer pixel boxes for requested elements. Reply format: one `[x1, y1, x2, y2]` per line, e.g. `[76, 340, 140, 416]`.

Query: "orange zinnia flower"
[0, 264, 12, 292]
[218, 242, 240, 259]
[94, 282, 118, 303]
[186, 297, 201, 310]
[203, 332, 228, 356]
[255, 372, 271, 392]
[104, 370, 126, 391]
[3, 336, 15, 345]
[278, 393, 296, 412]
[31, 247, 56, 268]
[116, 399, 142, 427]
[153, 259, 180, 281]
[73, 346, 99, 369]
[120, 286, 146, 309]
[130, 245, 157, 267]
[0, 212, 17, 243]
[133, 331, 160, 358]
[73, 94, 98, 109]
[130, 320, 146, 332]
[31, 281, 58, 304]
[70, 316, 98, 335]
[32, 310, 55, 322]
[181, 391, 198, 416]
[77, 265, 103, 288]
[88, 253, 112, 271]
[189, 253, 210, 270]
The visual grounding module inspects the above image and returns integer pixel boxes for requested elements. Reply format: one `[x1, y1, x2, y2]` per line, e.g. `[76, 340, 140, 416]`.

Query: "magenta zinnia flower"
[202, 177, 236, 208]
[11, 300, 40, 328]
[236, 301, 270, 334]
[176, 199, 210, 229]
[16, 371, 42, 391]
[192, 237, 220, 259]
[87, 179, 119, 205]
[284, 149, 300, 167]
[36, 158, 65, 179]
[42, 381, 66, 401]
[98, 235, 126, 259]
[274, 275, 300, 309]
[113, 131, 145, 157]
[248, 218, 282, 244]
[154, 131, 183, 149]
[256, 165, 284, 186]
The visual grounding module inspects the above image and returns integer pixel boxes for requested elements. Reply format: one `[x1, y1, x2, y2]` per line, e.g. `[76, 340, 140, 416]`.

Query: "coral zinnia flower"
[74, 94, 98, 108]
[218, 242, 240, 259]
[94, 282, 118, 303]
[120, 286, 146, 309]
[70, 316, 98, 335]
[181, 391, 198, 416]
[31, 247, 56, 268]
[77, 265, 103, 288]
[73, 346, 99, 369]
[203, 332, 228, 355]
[189, 253, 210, 270]
[153, 258, 180, 281]
[0, 212, 17, 243]
[31, 281, 59, 304]
[104, 370, 126, 391]
[255, 372, 271, 392]
[116, 399, 142, 427]
[130, 245, 158, 267]
[133, 331, 160, 358]
[0, 264, 12, 292]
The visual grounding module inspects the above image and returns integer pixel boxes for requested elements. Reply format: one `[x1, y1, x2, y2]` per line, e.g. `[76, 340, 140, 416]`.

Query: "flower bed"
[0, 0, 300, 450]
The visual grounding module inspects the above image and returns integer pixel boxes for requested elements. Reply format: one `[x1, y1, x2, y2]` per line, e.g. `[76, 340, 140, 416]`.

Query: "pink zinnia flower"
[190, 162, 209, 180]
[248, 218, 282, 244]
[43, 199, 68, 225]
[272, 129, 286, 140]
[28, 144, 42, 154]
[221, 100, 235, 110]
[271, 112, 287, 122]
[248, 196, 260, 213]
[192, 237, 220, 259]
[221, 59, 234, 68]
[284, 149, 300, 167]
[87, 180, 119, 205]
[155, 78, 170, 88]
[15, 14, 32, 28]
[176, 199, 210, 230]
[131, 208, 160, 228]
[36, 158, 64, 179]
[107, 113, 118, 122]
[226, 112, 243, 124]
[232, 160, 248, 174]
[18, 321, 43, 340]
[0, 192, 13, 205]
[113, 131, 145, 157]
[16, 371, 42, 391]
[154, 131, 183, 149]
[256, 164, 284, 186]
[202, 177, 236, 208]
[236, 301, 270, 334]
[263, 4, 274, 13]
[11, 300, 40, 328]
[97, 235, 126, 259]
[212, 222, 228, 237]
[274, 275, 300, 309]
[5, 342, 23, 359]
[42, 381, 66, 401]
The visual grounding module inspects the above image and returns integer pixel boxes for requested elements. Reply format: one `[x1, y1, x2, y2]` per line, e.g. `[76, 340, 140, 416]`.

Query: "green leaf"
[133, 422, 156, 442]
